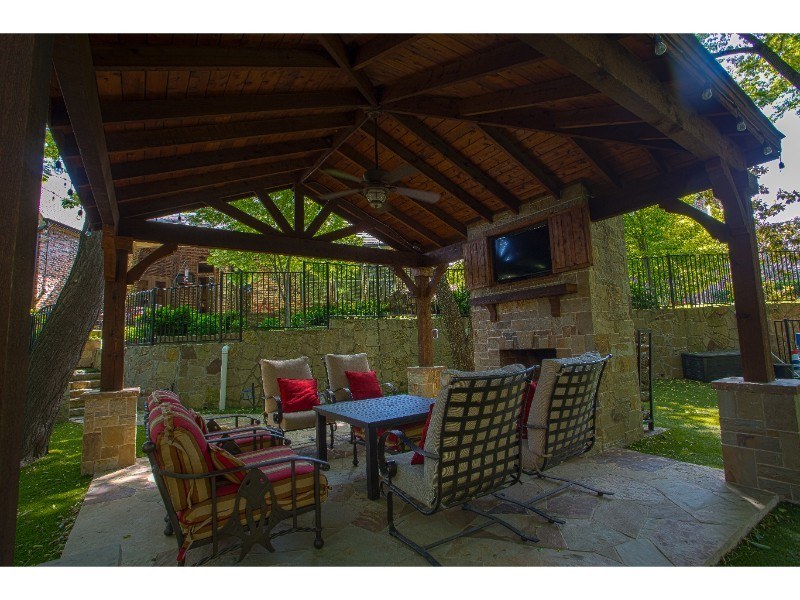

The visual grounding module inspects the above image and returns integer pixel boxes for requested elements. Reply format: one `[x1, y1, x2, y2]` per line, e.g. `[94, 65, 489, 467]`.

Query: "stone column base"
[712, 377, 800, 503]
[407, 366, 446, 399]
[81, 387, 140, 476]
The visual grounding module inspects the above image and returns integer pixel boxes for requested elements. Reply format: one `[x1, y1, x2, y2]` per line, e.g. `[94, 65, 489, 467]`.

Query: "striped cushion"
[149, 404, 214, 513]
[208, 445, 246, 484]
[149, 400, 208, 434]
[353, 421, 425, 453]
[148, 389, 182, 409]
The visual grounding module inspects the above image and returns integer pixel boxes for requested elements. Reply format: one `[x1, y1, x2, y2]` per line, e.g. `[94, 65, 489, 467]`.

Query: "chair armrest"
[381, 382, 398, 396]
[206, 414, 260, 430]
[378, 429, 437, 478]
[206, 426, 287, 445]
[157, 453, 329, 481]
[273, 396, 283, 425]
[329, 387, 354, 402]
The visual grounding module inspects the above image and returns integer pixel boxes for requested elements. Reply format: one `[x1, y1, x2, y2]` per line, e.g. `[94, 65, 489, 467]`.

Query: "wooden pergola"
[0, 33, 783, 564]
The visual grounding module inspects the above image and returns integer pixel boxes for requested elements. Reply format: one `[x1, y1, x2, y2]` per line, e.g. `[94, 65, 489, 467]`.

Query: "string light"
[653, 35, 667, 56]
[701, 84, 713, 101]
[763, 143, 773, 156]
[779, 154, 785, 170]
[736, 116, 747, 132]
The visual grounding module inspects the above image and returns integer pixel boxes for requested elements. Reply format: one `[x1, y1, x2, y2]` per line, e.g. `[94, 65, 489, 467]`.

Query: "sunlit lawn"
[629, 379, 800, 566]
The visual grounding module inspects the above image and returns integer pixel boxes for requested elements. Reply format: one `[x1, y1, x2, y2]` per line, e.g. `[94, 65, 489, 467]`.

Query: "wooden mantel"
[470, 282, 578, 321]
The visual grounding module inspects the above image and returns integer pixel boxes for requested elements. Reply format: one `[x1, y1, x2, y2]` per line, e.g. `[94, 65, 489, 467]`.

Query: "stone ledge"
[711, 377, 800, 395]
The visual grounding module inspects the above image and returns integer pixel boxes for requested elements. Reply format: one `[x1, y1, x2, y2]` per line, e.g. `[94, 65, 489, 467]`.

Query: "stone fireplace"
[467, 183, 643, 450]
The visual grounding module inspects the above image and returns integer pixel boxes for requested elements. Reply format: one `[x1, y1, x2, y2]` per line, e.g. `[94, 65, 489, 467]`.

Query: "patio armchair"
[378, 364, 540, 566]
[259, 356, 336, 447]
[499, 352, 613, 524]
[323, 352, 418, 466]
[143, 401, 329, 565]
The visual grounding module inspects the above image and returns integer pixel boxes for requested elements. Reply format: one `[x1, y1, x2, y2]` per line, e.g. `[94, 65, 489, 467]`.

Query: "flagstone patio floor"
[58, 425, 777, 567]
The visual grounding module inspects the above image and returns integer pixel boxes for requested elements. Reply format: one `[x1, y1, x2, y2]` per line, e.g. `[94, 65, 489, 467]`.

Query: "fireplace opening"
[499, 348, 557, 368]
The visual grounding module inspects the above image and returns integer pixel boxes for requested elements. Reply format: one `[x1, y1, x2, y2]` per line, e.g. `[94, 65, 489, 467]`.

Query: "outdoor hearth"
[466, 184, 643, 450]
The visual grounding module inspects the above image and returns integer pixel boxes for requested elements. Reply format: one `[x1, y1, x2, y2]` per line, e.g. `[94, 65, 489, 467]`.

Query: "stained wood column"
[100, 227, 132, 391]
[707, 159, 774, 382]
[395, 266, 447, 367]
[0, 34, 53, 566]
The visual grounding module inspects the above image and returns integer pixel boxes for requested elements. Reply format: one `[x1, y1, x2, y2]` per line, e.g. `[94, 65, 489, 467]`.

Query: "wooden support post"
[0, 34, 53, 566]
[706, 159, 774, 382]
[394, 266, 441, 368]
[100, 227, 132, 391]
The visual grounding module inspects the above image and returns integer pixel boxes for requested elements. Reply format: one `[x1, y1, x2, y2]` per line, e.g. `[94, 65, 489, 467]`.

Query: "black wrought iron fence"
[773, 319, 800, 364]
[29, 304, 54, 350]
[125, 262, 467, 345]
[629, 251, 800, 309]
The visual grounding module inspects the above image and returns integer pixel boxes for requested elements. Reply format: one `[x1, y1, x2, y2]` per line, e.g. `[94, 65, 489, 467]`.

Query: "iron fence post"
[218, 275, 224, 344]
[666, 255, 676, 308]
[149, 289, 156, 345]
[238, 271, 244, 342]
[325, 262, 330, 328]
[376, 265, 382, 318]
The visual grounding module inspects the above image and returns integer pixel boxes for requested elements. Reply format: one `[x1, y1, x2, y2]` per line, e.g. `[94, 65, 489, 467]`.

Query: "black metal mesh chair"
[378, 365, 539, 566]
[498, 353, 613, 524]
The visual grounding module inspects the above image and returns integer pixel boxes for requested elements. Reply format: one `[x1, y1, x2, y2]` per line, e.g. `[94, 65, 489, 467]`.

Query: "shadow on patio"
[57, 424, 776, 567]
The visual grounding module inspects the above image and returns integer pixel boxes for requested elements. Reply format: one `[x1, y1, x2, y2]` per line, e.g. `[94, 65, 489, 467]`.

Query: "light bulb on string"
[736, 116, 747, 132]
[779, 154, 785, 170]
[653, 35, 667, 56]
[701, 84, 713, 101]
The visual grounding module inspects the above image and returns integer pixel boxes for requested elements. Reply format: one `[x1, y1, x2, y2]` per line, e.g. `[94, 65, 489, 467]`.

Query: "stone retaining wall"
[633, 303, 800, 379]
[124, 316, 461, 409]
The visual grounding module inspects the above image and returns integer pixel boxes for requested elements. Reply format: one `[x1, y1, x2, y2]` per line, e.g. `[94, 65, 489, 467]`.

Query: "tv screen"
[492, 223, 553, 283]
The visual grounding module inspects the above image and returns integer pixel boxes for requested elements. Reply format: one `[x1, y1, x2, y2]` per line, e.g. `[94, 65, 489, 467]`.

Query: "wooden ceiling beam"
[91, 44, 339, 70]
[101, 90, 365, 124]
[518, 34, 750, 171]
[314, 223, 367, 243]
[364, 127, 495, 222]
[553, 105, 641, 129]
[390, 113, 520, 213]
[569, 138, 623, 189]
[256, 191, 295, 234]
[479, 125, 563, 198]
[118, 219, 424, 268]
[293, 181, 305, 234]
[52, 35, 119, 228]
[304, 199, 338, 238]
[206, 200, 282, 236]
[300, 111, 370, 182]
[379, 40, 545, 104]
[116, 157, 316, 203]
[111, 138, 328, 182]
[351, 35, 419, 70]
[318, 35, 378, 107]
[458, 76, 598, 115]
[126, 243, 178, 284]
[335, 144, 468, 239]
[588, 165, 711, 221]
[105, 112, 355, 153]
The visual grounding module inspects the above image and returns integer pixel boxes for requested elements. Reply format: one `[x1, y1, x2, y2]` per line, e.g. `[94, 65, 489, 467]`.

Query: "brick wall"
[131, 244, 216, 290]
[32, 221, 80, 310]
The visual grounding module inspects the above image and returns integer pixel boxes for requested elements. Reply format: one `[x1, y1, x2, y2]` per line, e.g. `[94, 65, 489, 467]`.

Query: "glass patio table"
[314, 394, 432, 500]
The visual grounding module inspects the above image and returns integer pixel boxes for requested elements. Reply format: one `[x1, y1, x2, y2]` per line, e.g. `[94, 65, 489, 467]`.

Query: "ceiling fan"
[319, 112, 440, 211]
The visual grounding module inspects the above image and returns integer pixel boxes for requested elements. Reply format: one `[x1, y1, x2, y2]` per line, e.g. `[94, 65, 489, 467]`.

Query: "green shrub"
[453, 289, 471, 316]
[630, 282, 659, 309]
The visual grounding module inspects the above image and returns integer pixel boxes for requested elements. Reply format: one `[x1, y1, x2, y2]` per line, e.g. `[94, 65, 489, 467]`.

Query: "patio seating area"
[57, 425, 776, 566]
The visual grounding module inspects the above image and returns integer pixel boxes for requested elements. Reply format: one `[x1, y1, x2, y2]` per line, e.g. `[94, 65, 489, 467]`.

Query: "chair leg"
[164, 514, 174, 536]
[507, 469, 614, 524]
[328, 423, 336, 450]
[385, 489, 441, 566]
[352, 441, 359, 467]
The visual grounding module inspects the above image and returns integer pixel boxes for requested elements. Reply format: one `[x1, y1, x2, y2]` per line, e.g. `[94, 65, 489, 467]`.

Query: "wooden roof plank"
[351, 35, 419, 70]
[318, 35, 378, 106]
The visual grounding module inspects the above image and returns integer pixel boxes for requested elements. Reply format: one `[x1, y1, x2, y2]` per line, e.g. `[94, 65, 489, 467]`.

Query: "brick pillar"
[81, 387, 140, 475]
[407, 366, 446, 399]
[712, 377, 800, 503]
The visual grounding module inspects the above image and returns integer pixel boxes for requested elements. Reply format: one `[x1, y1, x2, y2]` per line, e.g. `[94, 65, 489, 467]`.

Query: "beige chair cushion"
[279, 409, 318, 432]
[525, 352, 603, 465]
[324, 353, 371, 402]
[423, 364, 526, 490]
[259, 356, 313, 417]
[388, 451, 435, 508]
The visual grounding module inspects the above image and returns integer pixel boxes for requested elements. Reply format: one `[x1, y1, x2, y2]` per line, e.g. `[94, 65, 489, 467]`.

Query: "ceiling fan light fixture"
[364, 186, 389, 209]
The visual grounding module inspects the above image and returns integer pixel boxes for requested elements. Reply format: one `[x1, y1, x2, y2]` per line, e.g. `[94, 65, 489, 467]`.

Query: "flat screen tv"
[491, 223, 553, 283]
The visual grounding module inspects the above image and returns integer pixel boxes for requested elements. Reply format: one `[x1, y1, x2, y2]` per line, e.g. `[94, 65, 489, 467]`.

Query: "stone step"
[70, 379, 101, 391]
[71, 370, 101, 382]
[70, 389, 96, 400]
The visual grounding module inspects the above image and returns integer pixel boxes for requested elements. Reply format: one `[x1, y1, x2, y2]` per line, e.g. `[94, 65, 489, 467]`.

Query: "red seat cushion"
[519, 380, 538, 440]
[411, 403, 436, 465]
[345, 370, 383, 400]
[277, 378, 320, 413]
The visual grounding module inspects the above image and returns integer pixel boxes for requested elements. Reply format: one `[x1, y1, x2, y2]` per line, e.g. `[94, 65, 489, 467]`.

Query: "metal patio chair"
[378, 364, 539, 566]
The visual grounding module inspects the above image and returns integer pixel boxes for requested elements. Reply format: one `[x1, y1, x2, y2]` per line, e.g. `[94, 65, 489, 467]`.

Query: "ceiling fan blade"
[395, 187, 441, 204]
[322, 168, 363, 184]
[318, 188, 360, 201]
[386, 163, 419, 184]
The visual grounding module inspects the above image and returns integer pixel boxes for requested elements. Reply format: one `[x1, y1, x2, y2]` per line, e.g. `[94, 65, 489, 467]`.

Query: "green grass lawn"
[629, 379, 800, 566]
[14, 421, 92, 566]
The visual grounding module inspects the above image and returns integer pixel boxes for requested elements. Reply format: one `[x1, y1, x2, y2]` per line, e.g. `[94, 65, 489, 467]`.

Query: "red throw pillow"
[519, 380, 538, 440]
[411, 403, 436, 465]
[277, 378, 320, 413]
[345, 370, 383, 400]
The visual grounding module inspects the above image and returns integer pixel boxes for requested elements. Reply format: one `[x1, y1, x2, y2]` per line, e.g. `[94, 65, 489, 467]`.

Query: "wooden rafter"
[479, 125, 563, 198]
[256, 191, 294, 234]
[318, 35, 378, 106]
[207, 200, 282, 236]
[658, 198, 729, 243]
[305, 199, 338, 238]
[126, 243, 179, 284]
[335, 143, 468, 239]
[351, 35, 419, 70]
[458, 76, 598, 115]
[315, 223, 366, 243]
[116, 157, 316, 203]
[91, 44, 340, 70]
[390, 113, 520, 213]
[100, 90, 365, 124]
[105, 112, 355, 153]
[517, 34, 750, 171]
[300, 111, 370, 182]
[118, 219, 423, 268]
[379, 40, 544, 104]
[52, 35, 119, 228]
[364, 126, 495, 222]
[569, 138, 623, 189]
[294, 181, 305, 234]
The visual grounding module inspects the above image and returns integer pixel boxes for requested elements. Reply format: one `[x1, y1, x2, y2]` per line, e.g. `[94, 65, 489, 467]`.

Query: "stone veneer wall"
[470, 185, 642, 450]
[125, 316, 459, 409]
[633, 303, 800, 379]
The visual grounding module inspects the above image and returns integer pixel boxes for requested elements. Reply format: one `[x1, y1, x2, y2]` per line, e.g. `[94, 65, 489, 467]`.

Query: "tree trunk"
[435, 272, 473, 371]
[21, 225, 104, 465]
